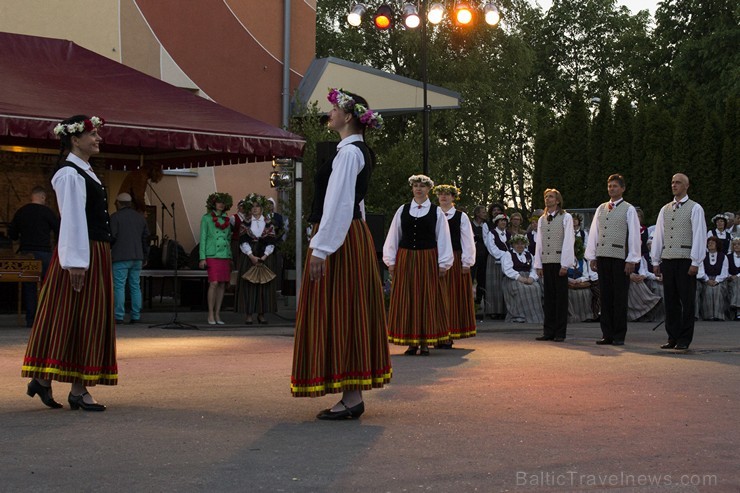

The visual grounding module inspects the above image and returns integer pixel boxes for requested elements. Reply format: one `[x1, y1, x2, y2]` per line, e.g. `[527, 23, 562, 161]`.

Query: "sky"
[534, 0, 659, 16]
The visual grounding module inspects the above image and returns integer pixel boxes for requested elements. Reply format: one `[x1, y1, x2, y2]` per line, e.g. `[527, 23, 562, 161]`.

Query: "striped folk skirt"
[730, 278, 740, 308]
[441, 251, 476, 339]
[387, 248, 450, 345]
[502, 277, 544, 324]
[484, 256, 506, 315]
[291, 220, 391, 397]
[627, 280, 662, 321]
[22, 241, 117, 386]
[699, 281, 729, 320]
[236, 252, 278, 315]
[568, 286, 593, 323]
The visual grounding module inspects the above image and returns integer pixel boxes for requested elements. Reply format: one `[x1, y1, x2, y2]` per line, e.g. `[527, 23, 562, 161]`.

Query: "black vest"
[492, 228, 510, 252]
[308, 141, 374, 224]
[729, 254, 740, 276]
[399, 203, 438, 250]
[709, 229, 731, 253]
[510, 250, 533, 273]
[62, 162, 112, 243]
[703, 251, 726, 277]
[527, 230, 537, 255]
[447, 210, 462, 252]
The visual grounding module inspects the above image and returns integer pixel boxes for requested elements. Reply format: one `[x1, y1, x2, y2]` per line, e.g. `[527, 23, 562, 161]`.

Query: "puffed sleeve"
[383, 205, 405, 267]
[52, 168, 89, 269]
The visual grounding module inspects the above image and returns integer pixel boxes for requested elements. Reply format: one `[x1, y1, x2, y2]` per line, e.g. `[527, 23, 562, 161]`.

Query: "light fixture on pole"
[373, 4, 394, 30]
[347, 3, 367, 26]
[483, 2, 500, 26]
[453, 2, 474, 26]
[402, 2, 420, 28]
[427, 2, 445, 24]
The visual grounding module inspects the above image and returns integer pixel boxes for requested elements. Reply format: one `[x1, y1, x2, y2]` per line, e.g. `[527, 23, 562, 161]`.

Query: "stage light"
[427, 2, 445, 24]
[402, 3, 420, 29]
[373, 4, 393, 30]
[454, 2, 474, 26]
[483, 2, 500, 26]
[347, 3, 366, 27]
[270, 171, 294, 189]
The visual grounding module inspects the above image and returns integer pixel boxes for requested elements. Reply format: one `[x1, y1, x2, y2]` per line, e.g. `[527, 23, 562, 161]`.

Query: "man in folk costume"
[585, 174, 642, 346]
[651, 173, 707, 351]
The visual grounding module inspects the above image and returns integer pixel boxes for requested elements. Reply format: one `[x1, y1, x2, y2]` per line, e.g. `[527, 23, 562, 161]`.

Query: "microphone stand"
[147, 183, 197, 330]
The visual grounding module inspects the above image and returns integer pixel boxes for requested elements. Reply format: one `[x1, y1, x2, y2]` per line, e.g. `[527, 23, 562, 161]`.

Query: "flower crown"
[244, 193, 269, 211]
[53, 116, 105, 136]
[432, 184, 461, 198]
[206, 192, 233, 212]
[510, 233, 529, 246]
[408, 174, 435, 188]
[327, 88, 384, 130]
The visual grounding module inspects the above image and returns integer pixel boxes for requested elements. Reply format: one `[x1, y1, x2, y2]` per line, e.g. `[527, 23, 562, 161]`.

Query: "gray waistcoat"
[540, 214, 566, 264]
[660, 199, 696, 259]
[595, 201, 630, 259]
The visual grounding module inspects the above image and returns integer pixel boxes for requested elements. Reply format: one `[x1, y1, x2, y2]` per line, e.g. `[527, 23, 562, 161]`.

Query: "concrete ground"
[0, 310, 738, 493]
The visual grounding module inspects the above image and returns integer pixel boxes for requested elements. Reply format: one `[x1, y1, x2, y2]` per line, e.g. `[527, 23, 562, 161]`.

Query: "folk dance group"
[20, 95, 739, 420]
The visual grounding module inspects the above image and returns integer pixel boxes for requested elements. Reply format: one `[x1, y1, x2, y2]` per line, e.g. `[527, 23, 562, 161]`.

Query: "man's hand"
[558, 267, 568, 277]
[688, 265, 698, 276]
[624, 262, 635, 275]
[590, 260, 598, 272]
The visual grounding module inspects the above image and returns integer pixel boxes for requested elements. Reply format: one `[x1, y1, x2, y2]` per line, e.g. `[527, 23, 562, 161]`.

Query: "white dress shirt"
[383, 198, 454, 270]
[442, 206, 476, 268]
[239, 215, 275, 256]
[309, 134, 366, 260]
[584, 199, 642, 263]
[51, 152, 102, 269]
[650, 195, 707, 267]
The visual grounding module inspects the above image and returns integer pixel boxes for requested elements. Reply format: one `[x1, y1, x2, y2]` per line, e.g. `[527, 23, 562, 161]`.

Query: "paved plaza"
[1, 312, 738, 492]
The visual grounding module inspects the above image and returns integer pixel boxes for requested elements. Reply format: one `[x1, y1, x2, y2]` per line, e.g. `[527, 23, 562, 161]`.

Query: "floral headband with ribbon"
[53, 116, 105, 136]
[432, 184, 461, 198]
[327, 88, 383, 130]
[244, 192, 269, 211]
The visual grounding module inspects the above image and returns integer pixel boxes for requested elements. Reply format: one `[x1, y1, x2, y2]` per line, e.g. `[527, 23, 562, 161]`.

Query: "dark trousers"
[472, 254, 487, 303]
[20, 250, 53, 327]
[543, 263, 568, 338]
[661, 258, 697, 345]
[597, 256, 630, 342]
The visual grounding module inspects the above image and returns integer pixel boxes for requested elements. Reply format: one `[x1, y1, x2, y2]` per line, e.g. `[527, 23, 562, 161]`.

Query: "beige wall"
[0, 0, 121, 61]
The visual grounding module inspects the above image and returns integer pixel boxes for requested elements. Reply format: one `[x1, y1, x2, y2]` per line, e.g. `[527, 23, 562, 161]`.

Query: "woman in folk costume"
[697, 236, 730, 320]
[199, 192, 233, 325]
[482, 211, 511, 319]
[236, 193, 277, 325]
[291, 88, 390, 420]
[23, 115, 114, 411]
[567, 236, 597, 323]
[432, 184, 476, 348]
[728, 238, 740, 320]
[708, 214, 732, 254]
[384, 175, 454, 356]
[470, 205, 489, 306]
[501, 234, 544, 324]
[627, 253, 663, 322]
[508, 211, 527, 236]
[572, 213, 588, 247]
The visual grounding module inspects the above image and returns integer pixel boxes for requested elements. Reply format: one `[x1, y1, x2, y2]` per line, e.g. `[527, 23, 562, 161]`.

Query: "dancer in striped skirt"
[384, 175, 454, 356]
[22, 115, 114, 411]
[432, 184, 476, 348]
[291, 89, 390, 420]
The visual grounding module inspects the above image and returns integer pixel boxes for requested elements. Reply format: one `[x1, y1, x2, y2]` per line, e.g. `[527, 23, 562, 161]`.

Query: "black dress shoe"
[316, 400, 364, 420]
[435, 340, 453, 349]
[660, 342, 676, 349]
[257, 316, 268, 325]
[674, 344, 689, 350]
[115, 319, 124, 324]
[127, 319, 142, 325]
[419, 348, 430, 356]
[552, 337, 565, 342]
[68, 392, 106, 411]
[596, 338, 613, 345]
[27, 380, 63, 409]
[404, 346, 418, 355]
[612, 340, 625, 346]
[535, 336, 554, 341]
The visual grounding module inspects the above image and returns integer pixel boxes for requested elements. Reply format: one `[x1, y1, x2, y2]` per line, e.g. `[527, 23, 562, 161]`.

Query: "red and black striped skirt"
[387, 247, 450, 345]
[291, 220, 391, 397]
[22, 241, 117, 386]
[442, 251, 477, 339]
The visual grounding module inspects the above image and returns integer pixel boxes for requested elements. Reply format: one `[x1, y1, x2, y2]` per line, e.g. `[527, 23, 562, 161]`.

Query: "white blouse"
[239, 215, 275, 256]
[442, 206, 476, 268]
[698, 253, 729, 282]
[383, 198, 454, 270]
[501, 250, 539, 281]
[51, 152, 104, 269]
[482, 223, 510, 261]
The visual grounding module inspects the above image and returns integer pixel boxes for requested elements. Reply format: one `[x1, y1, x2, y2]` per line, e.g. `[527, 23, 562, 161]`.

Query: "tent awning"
[0, 32, 305, 169]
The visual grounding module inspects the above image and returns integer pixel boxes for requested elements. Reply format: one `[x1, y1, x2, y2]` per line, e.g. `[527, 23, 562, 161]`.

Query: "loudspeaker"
[365, 213, 385, 255]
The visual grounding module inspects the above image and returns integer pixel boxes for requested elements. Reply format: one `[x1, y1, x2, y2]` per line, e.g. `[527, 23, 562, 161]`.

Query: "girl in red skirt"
[432, 184, 477, 348]
[22, 115, 114, 411]
[291, 89, 391, 420]
[383, 175, 454, 355]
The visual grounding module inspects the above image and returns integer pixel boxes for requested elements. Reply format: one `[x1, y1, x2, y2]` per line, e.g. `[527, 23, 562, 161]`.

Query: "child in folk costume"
[384, 175, 454, 356]
[432, 184, 476, 348]
[697, 236, 730, 320]
[482, 212, 511, 319]
[567, 236, 597, 324]
[501, 234, 544, 323]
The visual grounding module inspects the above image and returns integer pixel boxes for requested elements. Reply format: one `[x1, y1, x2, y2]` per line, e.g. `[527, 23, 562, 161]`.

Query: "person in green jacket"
[199, 192, 233, 325]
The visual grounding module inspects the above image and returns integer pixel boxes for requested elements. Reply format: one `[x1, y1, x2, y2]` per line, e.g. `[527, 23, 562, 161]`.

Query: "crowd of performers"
[20, 95, 739, 419]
